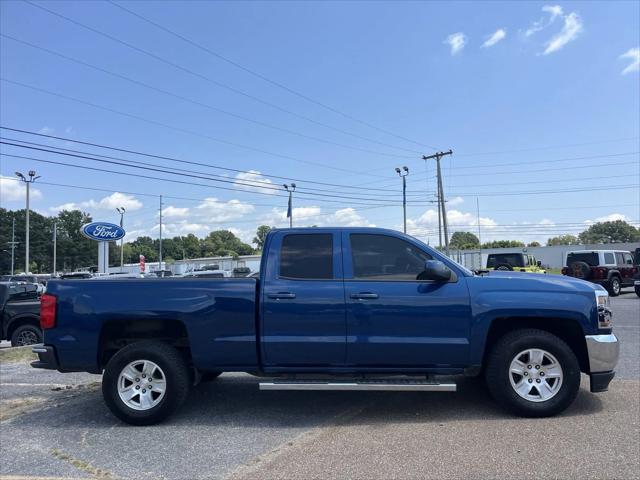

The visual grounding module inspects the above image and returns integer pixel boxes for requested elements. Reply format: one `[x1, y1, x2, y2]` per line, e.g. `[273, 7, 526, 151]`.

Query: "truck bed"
[44, 278, 259, 372]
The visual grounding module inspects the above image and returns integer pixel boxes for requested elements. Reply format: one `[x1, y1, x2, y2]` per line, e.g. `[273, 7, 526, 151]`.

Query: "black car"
[0, 282, 42, 346]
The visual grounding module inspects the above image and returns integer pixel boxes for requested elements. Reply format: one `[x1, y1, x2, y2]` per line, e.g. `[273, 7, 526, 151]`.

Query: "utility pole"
[422, 151, 453, 255]
[52, 220, 57, 277]
[395, 166, 409, 233]
[476, 197, 482, 270]
[116, 207, 126, 272]
[8, 217, 18, 275]
[15, 170, 40, 273]
[158, 195, 163, 276]
[283, 184, 296, 228]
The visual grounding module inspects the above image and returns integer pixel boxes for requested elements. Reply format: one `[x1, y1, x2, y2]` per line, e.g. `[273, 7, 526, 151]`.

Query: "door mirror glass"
[420, 260, 452, 282]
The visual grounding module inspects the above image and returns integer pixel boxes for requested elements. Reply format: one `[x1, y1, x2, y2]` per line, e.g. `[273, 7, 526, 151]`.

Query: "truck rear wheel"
[485, 329, 580, 417]
[608, 276, 621, 297]
[102, 341, 190, 425]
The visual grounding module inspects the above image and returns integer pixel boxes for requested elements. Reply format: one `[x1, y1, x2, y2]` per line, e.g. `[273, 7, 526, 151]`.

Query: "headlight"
[595, 291, 612, 329]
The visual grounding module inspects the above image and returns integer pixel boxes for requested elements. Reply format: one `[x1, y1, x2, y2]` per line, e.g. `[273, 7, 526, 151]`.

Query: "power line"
[0, 78, 391, 179]
[455, 137, 640, 157]
[24, 1, 430, 153]
[0, 33, 416, 159]
[0, 137, 420, 198]
[446, 160, 639, 178]
[0, 126, 408, 192]
[105, 1, 437, 151]
[1, 141, 434, 203]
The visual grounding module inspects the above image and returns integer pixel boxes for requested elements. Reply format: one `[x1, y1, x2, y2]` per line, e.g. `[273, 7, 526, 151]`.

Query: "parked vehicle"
[561, 250, 637, 296]
[33, 228, 618, 425]
[633, 248, 640, 298]
[9, 274, 47, 294]
[232, 267, 251, 277]
[182, 269, 231, 278]
[486, 252, 546, 273]
[1, 282, 42, 346]
[58, 272, 93, 280]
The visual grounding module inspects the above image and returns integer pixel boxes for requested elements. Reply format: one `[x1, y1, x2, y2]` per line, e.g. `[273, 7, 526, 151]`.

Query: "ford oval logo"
[80, 222, 126, 241]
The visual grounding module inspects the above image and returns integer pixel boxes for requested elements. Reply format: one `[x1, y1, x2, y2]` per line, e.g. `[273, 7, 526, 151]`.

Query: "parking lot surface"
[1, 293, 638, 480]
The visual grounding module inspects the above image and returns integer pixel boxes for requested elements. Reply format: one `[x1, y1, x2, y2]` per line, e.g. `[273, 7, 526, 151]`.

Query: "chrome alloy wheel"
[509, 349, 563, 402]
[118, 360, 167, 411]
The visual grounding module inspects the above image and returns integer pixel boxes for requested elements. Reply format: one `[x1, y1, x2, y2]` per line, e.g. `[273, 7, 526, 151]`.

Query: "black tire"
[10, 324, 43, 347]
[102, 341, 191, 426]
[608, 276, 621, 297]
[569, 261, 591, 280]
[485, 329, 580, 417]
[495, 264, 513, 271]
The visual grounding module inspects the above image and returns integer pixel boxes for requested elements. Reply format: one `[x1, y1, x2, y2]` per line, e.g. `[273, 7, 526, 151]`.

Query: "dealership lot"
[1, 294, 638, 480]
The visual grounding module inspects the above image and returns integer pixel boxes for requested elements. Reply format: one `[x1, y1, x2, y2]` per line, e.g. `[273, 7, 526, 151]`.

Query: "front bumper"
[585, 334, 619, 393]
[31, 344, 59, 370]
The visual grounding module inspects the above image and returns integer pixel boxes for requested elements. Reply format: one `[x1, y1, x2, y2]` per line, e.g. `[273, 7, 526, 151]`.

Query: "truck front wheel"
[485, 329, 580, 417]
[102, 341, 190, 425]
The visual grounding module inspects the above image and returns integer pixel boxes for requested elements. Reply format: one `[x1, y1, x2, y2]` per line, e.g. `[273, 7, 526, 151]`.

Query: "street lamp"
[395, 166, 409, 234]
[283, 183, 296, 228]
[116, 207, 126, 272]
[15, 170, 40, 273]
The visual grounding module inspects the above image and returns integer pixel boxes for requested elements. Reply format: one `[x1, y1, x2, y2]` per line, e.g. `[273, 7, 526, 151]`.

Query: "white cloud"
[445, 32, 467, 55]
[448, 196, 464, 207]
[482, 29, 506, 48]
[524, 5, 563, 37]
[162, 206, 190, 218]
[543, 12, 583, 55]
[233, 170, 277, 195]
[38, 126, 55, 135]
[0, 176, 43, 204]
[261, 206, 374, 228]
[620, 47, 640, 75]
[584, 213, 628, 225]
[50, 192, 142, 213]
[194, 197, 254, 221]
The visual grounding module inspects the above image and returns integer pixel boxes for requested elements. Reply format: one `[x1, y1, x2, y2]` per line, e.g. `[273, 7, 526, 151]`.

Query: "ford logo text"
[80, 222, 126, 242]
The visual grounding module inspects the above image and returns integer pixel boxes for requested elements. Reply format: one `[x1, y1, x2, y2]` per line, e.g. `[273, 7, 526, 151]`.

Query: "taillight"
[40, 294, 57, 330]
[561, 267, 569, 275]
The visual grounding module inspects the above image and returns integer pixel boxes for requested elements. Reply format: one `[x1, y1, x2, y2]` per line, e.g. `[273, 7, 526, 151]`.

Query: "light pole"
[395, 166, 409, 234]
[15, 170, 40, 273]
[283, 183, 296, 228]
[116, 207, 126, 272]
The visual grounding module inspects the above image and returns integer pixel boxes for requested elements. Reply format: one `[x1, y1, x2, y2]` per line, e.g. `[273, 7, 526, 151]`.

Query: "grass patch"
[0, 345, 37, 364]
[0, 396, 47, 422]
[50, 448, 113, 478]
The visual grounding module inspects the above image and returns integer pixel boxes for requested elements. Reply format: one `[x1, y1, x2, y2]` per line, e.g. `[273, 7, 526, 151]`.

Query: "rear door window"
[279, 234, 333, 279]
[488, 254, 525, 268]
[623, 253, 634, 265]
[566, 252, 599, 266]
[604, 253, 615, 264]
[615, 253, 625, 265]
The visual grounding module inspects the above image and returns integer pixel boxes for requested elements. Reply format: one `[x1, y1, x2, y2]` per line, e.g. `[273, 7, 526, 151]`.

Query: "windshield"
[566, 252, 599, 266]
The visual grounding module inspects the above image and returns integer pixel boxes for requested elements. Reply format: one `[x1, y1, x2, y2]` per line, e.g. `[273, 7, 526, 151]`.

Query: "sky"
[1, 0, 639, 247]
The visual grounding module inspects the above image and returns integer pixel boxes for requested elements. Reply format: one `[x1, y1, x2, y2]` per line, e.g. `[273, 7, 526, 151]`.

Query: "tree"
[449, 231, 480, 250]
[578, 220, 640, 244]
[547, 234, 579, 246]
[527, 241, 541, 247]
[202, 230, 254, 257]
[481, 240, 525, 249]
[253, 225, 274, 250]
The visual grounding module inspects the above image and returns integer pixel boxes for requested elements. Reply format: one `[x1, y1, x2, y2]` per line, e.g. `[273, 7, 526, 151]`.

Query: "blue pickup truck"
[33, 228, 619, 425]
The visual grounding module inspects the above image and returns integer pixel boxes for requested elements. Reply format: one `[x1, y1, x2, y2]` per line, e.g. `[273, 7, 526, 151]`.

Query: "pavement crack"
[49, 448, 114, 479]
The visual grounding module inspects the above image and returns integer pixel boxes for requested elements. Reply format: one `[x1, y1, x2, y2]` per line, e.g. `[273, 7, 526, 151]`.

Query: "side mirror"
[421, 260, 452, 282]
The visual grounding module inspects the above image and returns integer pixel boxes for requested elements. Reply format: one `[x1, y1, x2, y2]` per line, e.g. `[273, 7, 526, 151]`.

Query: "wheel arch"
[97, 318, 192, 369]
[6, 315, 41, 341]
[482, 317, 590, 374]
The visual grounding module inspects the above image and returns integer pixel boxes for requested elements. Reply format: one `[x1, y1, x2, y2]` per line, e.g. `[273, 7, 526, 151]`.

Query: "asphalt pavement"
[0, 293, 638, 480]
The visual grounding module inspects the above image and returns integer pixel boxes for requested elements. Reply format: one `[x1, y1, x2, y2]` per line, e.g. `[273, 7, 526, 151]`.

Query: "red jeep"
[561, 250, 638, 296]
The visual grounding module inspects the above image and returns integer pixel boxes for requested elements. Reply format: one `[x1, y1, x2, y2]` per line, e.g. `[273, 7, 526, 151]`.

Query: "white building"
[170, 255, 261, 275]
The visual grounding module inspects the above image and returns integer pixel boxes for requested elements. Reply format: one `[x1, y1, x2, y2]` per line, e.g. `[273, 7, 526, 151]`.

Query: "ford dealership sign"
[80, 222, 126, 242]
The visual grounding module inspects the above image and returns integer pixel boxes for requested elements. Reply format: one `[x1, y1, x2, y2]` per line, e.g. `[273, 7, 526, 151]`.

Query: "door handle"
[268, 292, 296, 299]
[350, 292, 379, 300]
